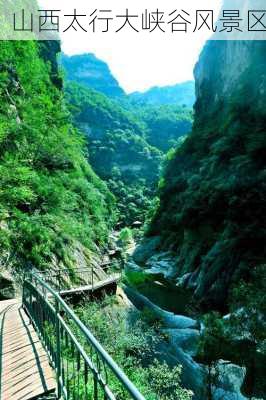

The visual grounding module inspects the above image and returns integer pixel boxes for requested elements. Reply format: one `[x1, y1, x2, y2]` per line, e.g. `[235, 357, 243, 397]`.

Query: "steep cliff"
[0, 41, 115, 280]
[142, 40, 266, 311]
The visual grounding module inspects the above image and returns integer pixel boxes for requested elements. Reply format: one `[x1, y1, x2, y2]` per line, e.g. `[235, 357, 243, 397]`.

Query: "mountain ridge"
[129, 81, 195, 108]
[61, 53, 195, 108]
[61, 53, 125, 98]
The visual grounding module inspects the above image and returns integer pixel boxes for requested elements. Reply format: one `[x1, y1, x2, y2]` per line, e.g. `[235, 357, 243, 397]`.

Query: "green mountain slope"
[62, 55, 193, 148]
[61, 53, 125, 98]
[65, 82, 145, 138]
[65, 82, 162, 225]
[137, 104, 193, 152]
[62, 55, 193, 226]
[0, 41, 115, 272]
[130, 81, 195, 108]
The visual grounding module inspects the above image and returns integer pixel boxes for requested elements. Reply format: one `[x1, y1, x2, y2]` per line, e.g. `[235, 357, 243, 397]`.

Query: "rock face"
[39, 41, 62, 89]
[0, 272, 15, 300]
[211, 361, 247, 400]
[145, 39, 266, 311]
[132, 237, 162, 264]
[61, 53, 125, 98]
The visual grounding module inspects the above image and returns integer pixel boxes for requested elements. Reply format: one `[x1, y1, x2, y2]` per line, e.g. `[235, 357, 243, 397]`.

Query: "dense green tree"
[137, 104, 192, 152]
[0, 41, 115, 271]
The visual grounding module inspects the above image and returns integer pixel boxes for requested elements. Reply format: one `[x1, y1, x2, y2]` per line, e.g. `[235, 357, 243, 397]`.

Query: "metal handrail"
[43, 264, 122, 292]
[22, 270, 145, 400]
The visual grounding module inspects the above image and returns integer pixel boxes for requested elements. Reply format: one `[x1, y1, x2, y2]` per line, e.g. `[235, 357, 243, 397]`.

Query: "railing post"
[22, 271, 26, 306]
[93, 372, 98, 400]
[57, 269, 61, 292]
[29, 273, 33, 314]
[55, 297, 62, 398]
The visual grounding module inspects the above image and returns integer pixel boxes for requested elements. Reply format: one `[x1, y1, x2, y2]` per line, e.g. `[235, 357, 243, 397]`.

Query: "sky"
[42, 0, 223, 93]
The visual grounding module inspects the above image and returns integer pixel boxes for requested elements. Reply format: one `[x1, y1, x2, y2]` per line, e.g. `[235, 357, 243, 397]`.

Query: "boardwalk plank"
[0, 299, 56, 400]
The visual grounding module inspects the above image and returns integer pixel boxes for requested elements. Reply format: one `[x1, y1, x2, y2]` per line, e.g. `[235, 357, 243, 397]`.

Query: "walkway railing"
[22, 270, 145, 400]
[43, 264, 121, 293]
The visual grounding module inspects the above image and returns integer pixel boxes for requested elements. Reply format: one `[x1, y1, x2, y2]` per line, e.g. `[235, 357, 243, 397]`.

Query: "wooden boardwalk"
[59, 273, 120, 297]
[0, 299, 56, 400]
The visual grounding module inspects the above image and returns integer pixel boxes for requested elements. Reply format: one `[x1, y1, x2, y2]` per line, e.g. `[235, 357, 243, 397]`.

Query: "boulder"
[0, 272, 16, 300]
[212, 360, 247, 400]
[163, 327, 200, 356]
[159, 338, 206, 399]
[145, 251, 177, 278]
[125, 261, 143, 274]
[132, 236, 161, 264]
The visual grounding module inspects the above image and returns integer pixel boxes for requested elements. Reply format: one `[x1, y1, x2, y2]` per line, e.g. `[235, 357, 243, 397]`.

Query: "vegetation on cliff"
[64, 74, 193, 226]
[0, 41, 115, 271]
[73, 296, 193, 400]
[143, 40, 266, 399]
[148, 41, 266, 312]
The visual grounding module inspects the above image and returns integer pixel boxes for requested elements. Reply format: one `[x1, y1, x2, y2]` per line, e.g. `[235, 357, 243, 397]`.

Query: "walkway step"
[0, 299, 56, 400]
